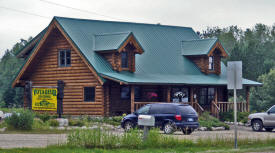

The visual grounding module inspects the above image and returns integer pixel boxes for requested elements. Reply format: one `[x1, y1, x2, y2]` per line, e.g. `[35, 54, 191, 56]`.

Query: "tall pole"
[234, 88, 237, 149]
[234, 64, 238, 149]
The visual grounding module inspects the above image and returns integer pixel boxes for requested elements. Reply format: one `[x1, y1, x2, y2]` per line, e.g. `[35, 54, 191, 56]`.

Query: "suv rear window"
[177, 105, 197, 115]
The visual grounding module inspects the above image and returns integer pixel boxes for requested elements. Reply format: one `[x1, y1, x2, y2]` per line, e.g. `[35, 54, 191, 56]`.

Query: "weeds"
[68, 128, 275, 150]
[5, 109, 34, 130]
[67, 128, 194, 149]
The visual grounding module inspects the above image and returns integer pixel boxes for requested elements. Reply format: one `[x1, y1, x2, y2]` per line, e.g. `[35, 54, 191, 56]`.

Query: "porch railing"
[211, 101, 220, 118]
[192, 102, 204, 115]
[217, 102, 247, 112]
[211, 101, 248, 118]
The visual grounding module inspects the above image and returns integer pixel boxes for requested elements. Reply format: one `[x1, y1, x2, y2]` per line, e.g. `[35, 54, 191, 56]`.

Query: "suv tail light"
[175, 115, 182, 121]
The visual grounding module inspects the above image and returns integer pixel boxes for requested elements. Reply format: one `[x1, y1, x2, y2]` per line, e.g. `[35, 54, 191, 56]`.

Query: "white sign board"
[138, 115, 155, 126]
[227, 61, 243, 89]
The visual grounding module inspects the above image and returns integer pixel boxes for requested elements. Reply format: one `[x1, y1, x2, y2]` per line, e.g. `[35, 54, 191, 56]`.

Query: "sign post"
[227, 61, 242, 149]
[138, 115, 155, 141]
[57, 80, 65, 118]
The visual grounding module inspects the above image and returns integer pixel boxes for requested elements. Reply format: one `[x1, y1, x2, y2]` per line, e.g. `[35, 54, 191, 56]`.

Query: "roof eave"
[16, 28, 47, 58]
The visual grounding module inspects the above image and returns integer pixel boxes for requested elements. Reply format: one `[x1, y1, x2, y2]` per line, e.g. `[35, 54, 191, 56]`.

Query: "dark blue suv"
[121, 103, 199, 134]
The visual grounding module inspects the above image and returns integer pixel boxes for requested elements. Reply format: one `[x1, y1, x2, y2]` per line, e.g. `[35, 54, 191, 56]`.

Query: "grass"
[66, 128, 275, 150]
[1, 143, 275, 153]
[1, 126, 275, 152]
[0, 108, 24, 113]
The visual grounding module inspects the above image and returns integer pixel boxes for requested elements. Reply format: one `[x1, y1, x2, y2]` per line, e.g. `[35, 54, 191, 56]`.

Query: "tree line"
[200, 24, 275, 111]
[0, 23, 274, 111]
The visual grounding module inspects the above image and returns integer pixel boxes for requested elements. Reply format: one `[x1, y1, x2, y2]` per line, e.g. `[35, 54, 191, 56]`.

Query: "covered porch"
[107, 82, 251, 117]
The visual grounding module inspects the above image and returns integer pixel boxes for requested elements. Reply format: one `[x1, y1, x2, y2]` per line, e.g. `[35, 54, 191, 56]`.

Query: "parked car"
[248, 105, 275, 132]
[121, 103, 199, 134]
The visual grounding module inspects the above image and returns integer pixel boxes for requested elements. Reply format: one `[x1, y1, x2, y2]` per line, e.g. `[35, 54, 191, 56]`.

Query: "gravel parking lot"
[172, 125, 275, 141]
[0, 134, 66, 149]
[0, 125, 275, 149]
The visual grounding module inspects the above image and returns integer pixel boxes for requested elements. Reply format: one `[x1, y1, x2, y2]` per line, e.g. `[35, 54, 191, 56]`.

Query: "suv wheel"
[265, 128, 273, 132]
[124, 121, 133, 132]
[182, 128, 193, 135]
[252, 120, 263, 132]
[163, 122, 175, 134]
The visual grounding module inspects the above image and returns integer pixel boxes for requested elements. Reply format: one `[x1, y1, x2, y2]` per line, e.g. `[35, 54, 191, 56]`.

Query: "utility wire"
[40, 0, 125, 21]
[0, 6, 51, 19]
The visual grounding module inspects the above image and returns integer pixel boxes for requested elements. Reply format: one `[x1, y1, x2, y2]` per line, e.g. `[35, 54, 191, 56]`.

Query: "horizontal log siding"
[22, 28, 104, 115]
[188, 51, 221, 75]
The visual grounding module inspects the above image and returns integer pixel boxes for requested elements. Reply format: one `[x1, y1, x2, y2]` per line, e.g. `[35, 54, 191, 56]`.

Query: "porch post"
[167, 86, 171, 102]
[131, 85, 135, 113]
[246, 86, 250, 112]
[215, 88, 218, 103]
[190, 87, 194, 106]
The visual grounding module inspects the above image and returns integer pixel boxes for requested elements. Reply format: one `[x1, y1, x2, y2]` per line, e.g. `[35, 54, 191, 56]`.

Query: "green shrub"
[5, 110, 34, 130]
[199, 112, 229, 130]
[33, 118, 49, 130]
[48, 119, 59, 127]
[69, 119, 85, 127]
[219, 110, 250, 123]
[35, 112, 51, 122]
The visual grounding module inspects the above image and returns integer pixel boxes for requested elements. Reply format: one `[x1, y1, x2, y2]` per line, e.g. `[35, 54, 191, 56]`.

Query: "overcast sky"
[0, 0, 274, 58]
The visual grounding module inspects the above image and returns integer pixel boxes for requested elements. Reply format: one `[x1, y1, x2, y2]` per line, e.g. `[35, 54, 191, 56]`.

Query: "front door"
[198, 87, 215, 111]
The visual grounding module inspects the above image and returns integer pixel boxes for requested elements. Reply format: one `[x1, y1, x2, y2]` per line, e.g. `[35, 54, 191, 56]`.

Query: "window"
[199, 87, 215, 106]
[84, 87, 95, 102]
[121, 86, 130, 100]
[59, 50, 71, 67]
[134, 86, 142, 101]
[171, 87, 189, 102]
[121, 51, 128, 68]
[209, 56, 214, 70]
[268, 106, 275, 114]
[136, 105, 150, 114]
[178, 105, 197, 115]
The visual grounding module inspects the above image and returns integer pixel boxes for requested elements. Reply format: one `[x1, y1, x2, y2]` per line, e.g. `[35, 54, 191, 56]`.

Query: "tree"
[202, 24, 275, 111]
[0, 37, 31, 108]
[250, 68, 275, 111]
[3, 87, 16, 108]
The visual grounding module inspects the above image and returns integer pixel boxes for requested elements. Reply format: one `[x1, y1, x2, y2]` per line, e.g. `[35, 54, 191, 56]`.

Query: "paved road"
[0, 126, 275, 149]
[0, 134, 66, 149]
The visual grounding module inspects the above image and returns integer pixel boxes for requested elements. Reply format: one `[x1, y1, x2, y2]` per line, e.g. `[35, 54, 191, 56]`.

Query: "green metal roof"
[181, 38, 218, 56]
[94, 32, 131, 51]
[16, 16, 261, 86]
[100, 62, 262, 86]
[16, 27, 48, 57]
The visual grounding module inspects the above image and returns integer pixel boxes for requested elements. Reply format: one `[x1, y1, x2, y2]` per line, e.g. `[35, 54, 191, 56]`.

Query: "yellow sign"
[32, 88, 58, 111]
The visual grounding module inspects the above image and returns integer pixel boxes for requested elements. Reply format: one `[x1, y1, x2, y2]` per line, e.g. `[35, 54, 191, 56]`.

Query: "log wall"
[187, 49, 221, 75]
[21, 27, 104, 115]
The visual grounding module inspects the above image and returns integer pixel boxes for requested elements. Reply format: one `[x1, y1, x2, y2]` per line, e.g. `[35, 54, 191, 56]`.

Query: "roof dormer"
[94, 32, 144, 72]
[181, 38, 228, 75]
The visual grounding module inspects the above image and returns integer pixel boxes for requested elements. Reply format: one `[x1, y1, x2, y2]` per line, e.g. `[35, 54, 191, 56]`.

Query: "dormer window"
[94, 32, 144, 72]
[121, 51, 128, 68]
[209, 56, 214, 70]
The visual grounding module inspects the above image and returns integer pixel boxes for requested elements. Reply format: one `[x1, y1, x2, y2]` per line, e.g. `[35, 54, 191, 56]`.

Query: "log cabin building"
[12, 17, 261, 117]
